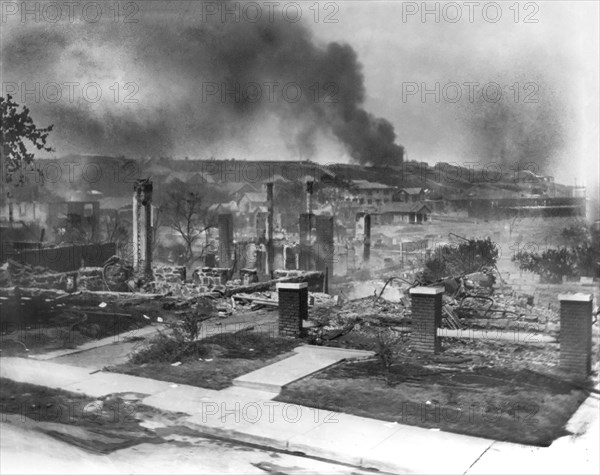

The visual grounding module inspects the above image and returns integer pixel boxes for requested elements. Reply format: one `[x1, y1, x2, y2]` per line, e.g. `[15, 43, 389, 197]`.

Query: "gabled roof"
[240, 192, 267, 203]
[352, 180, 394, 190]
[99, 196, 130, 210]
[380, 202, 431, 214]
[145, 163, 172, 175]
[399, 187, 425, 194]
[224, 182, 258, 195]
[208, 201, 239, 213]
[188, 172, 216, 184]
[260, 174, 289, 184]
[163, 172, 190, 184]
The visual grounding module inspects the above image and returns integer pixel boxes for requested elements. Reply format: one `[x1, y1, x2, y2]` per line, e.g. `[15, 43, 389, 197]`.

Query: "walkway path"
[1, 345, 598, 474]
[233, 345, 374, 392]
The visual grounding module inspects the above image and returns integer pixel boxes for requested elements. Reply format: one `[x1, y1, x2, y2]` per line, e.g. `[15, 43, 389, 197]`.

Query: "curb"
[181, 418, 405, 474]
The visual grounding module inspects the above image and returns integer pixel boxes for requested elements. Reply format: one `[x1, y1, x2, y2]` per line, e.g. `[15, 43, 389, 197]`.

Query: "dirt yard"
[108, 331, 301, 390]
[276, 337, 591, 446]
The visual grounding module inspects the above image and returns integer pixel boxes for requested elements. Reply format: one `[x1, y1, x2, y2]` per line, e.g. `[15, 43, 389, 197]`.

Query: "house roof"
[380, 202, 431, 214]
[240, 192, 267, 203]
[163, 171, 215, 184]
[224, 182, 258, 195]
[163, 172, 190, 184]
[259, 174, 289, 184]
[399, 187, 425, 195]
[187, 172, 215, 184]
[352, 180, 394, 190]
[208, 201, 239, 213]
[461, 186, 517, 200]
[146, 164, 173, 176]
[99, 197, 130, 210]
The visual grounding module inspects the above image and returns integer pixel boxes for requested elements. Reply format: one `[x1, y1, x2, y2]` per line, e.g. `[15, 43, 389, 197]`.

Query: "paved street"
[1, 419, 376, 475]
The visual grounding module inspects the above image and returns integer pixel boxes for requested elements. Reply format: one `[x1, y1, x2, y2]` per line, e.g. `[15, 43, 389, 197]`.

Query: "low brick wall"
[153, 266, 186, 284]
[15, 243, 116, 272]
[0, 261, 106, 291]
[193, 267, 230, 287]
[77, 267, 105, 291]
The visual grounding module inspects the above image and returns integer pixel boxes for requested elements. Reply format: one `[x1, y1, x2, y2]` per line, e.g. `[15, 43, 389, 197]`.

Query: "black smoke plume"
[2, 2, 404, 165]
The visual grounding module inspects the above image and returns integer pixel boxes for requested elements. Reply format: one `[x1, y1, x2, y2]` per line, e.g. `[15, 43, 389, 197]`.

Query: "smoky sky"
[1, 1, 404, 165]
[1, 0, 597, 183]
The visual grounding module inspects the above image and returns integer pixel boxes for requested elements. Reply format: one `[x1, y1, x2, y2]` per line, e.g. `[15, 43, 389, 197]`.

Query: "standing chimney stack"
[306, 180, 314, 215]
[133, 178, 153, 282]
[266, 182, 274, 275]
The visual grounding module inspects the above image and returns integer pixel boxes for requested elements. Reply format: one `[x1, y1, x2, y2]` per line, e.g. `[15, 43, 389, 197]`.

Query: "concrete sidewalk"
[1, 351, 599, 474]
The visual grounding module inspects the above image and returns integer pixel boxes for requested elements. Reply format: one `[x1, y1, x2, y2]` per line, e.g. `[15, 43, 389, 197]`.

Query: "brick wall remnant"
[299, 213, 314, 271]
[192, 267, 230, 288]
[409, 286, 444, 353]
[363, 213, 371, 262]
[315, 215, 334, 275]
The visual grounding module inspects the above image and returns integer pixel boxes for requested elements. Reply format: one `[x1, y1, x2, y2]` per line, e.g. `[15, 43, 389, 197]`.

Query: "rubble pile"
[452, 291, 560, 334]
[308, 295, 407, 343]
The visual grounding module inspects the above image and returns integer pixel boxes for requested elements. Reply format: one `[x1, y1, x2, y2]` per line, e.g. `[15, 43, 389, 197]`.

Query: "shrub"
[421, 237, 499, 282]
[513, 224, 600, 282]
[130, 315, 207, 364]
[377, 329, 402, 386]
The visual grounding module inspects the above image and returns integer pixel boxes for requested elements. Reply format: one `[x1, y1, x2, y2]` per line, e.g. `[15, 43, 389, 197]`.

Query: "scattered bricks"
[558, 293, 593, 379]
[274, 270, 303, 279]
[277, 282, 308, 337]
[76, 267, 105, 291]
[409, 287, 444, 354]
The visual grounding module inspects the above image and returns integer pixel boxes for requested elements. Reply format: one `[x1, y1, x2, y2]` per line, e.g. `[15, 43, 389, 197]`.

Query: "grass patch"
[275, 358, 589, 446]
[1, 306, 151, 355]
[0, 378, 160, 453]
[108, 331, 300, 390]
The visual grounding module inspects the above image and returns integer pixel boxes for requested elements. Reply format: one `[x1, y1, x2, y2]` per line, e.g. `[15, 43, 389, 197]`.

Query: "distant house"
[163, 171, 215, 185]
[0, 201, 48, 225]
[378, 202, 432, 225]
[344, 180, 395, 205]
[47, 201, 101, 239]
[394, 187, 427, 203]
[259, 174, 289, 185]
[238, 192, 267, 214]
[224, 182, 259, 202]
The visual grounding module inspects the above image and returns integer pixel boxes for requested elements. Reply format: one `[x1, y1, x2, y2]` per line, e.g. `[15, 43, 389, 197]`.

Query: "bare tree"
[164, 189, 215, 265]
